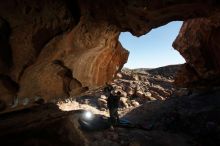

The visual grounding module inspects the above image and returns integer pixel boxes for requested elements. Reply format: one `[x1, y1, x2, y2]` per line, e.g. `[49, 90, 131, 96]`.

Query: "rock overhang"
[0, 0, 220, 112]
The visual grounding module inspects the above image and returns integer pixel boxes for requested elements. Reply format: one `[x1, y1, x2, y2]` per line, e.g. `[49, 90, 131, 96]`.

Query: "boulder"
[116, 73, 123, 79]
[98, 98, 107, 108]
[143, 92, 157, 101]
[136, 90, 144, 98]
[149, 85, 170, 98]
[120, 90, 128, 98]
[151, 91, 164, 100]
[131, 100, 140, 107]
[126, 87, 135, 96]
[133, 75, 139, 81]
[120, 97, 129, 108]
[145, 92, 152, 97]
[100, 95, 108, 100]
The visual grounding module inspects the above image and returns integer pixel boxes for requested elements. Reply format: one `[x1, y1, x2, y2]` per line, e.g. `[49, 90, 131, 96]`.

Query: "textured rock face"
[0, 0, 220, 111]
[174, 18, 220, 87]
[78, 0, 215, 36]
[0, 0, 80, 106]
[0, 0, 128, 108]
[18, 17, 128, 102]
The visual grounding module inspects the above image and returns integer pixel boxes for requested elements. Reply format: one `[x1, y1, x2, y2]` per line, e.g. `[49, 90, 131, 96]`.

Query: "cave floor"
[0, 88, 219, 146]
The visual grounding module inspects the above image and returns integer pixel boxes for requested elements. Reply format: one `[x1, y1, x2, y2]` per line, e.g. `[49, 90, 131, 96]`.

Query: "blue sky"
[119, 21, 185, 69]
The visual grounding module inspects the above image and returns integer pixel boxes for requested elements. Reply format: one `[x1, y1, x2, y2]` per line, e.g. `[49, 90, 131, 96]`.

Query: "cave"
[0, 0, 220, 146]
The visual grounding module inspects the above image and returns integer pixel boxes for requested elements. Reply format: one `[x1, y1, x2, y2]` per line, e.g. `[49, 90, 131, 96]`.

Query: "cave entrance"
[114, 21, 186, 110]
[119, 21, 185, 69]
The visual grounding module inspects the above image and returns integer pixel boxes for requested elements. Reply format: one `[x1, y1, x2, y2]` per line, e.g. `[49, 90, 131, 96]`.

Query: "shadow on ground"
[0, 89, 219, 146]
[122, 88, 220, 146]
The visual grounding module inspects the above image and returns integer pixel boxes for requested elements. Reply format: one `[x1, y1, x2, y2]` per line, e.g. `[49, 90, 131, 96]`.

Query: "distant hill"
[123, 64, 182, 79]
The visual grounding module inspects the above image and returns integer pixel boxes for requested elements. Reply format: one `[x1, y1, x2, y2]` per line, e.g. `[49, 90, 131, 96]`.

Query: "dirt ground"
[56, 66, 220, 146]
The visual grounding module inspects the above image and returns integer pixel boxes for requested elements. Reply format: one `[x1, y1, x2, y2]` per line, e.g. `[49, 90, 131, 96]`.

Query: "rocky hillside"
[2, 65, 219, 146]
[55, 65, 220, 146]
[59, 64, 187, 116]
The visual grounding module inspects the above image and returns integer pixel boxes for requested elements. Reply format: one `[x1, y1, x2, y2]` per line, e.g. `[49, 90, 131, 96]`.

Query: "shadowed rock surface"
[0, 0, 220, 111]
[174, 18, 220, 87]
[1, 83, 219, 146]
[0, 0, 220, 145]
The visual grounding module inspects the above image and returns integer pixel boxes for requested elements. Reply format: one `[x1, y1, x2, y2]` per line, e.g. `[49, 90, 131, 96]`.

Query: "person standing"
[104, 85, 121, 126]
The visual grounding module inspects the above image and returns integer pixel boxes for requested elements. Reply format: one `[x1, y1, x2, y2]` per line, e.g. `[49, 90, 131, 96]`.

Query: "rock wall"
[0, 0, 128, 110]
[173, 17, 220, 87]
[18, 17, 128, 101]
[0, 0, 220, 111]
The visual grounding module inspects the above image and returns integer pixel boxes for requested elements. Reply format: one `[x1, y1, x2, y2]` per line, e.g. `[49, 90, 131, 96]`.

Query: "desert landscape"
[0, 0, 220, 146]
[55, 65, 219, 146]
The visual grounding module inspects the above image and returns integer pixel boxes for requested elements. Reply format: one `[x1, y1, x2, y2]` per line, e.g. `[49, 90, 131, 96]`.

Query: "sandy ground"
[57, 99, 138, 118]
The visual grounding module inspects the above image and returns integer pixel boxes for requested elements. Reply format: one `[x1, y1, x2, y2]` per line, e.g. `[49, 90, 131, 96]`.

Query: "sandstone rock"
[98, 98, 107, 108]
[149, 85, 170, 98]
[120, 97, 129, 108]
[131, 100, 140, 107]
[100, 108, 107, 111]
[126, 87, 135, 96]
[115, 85, 123, 90]
[145, 92, 152, 97]
[133, 75, 139, 81]
[114, 89, 127, 98]
[130, 81, 137, 89]
[120, 97, 128, 103]
[146, 96, 157, 101]
[151, 91, 164, 100]
[136, 90, 144, 98]
[143, 92, 156, 101]
[136, 85, 141, 91]
[173, 18, 220, 87]
[100, 95, 108, 100]
[84, 99, 90, 104]
[116, 73, 123, 79]
[120, 90, 127, 98]
[0, 0, 130, 107]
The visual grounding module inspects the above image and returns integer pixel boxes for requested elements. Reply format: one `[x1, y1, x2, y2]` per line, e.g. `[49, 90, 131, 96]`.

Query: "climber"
[108, 91, 121, 126]
[104, 85, 121, 126]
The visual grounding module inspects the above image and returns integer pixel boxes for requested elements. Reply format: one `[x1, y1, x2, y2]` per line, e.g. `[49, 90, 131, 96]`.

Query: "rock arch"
[0, 0, 220, 111]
